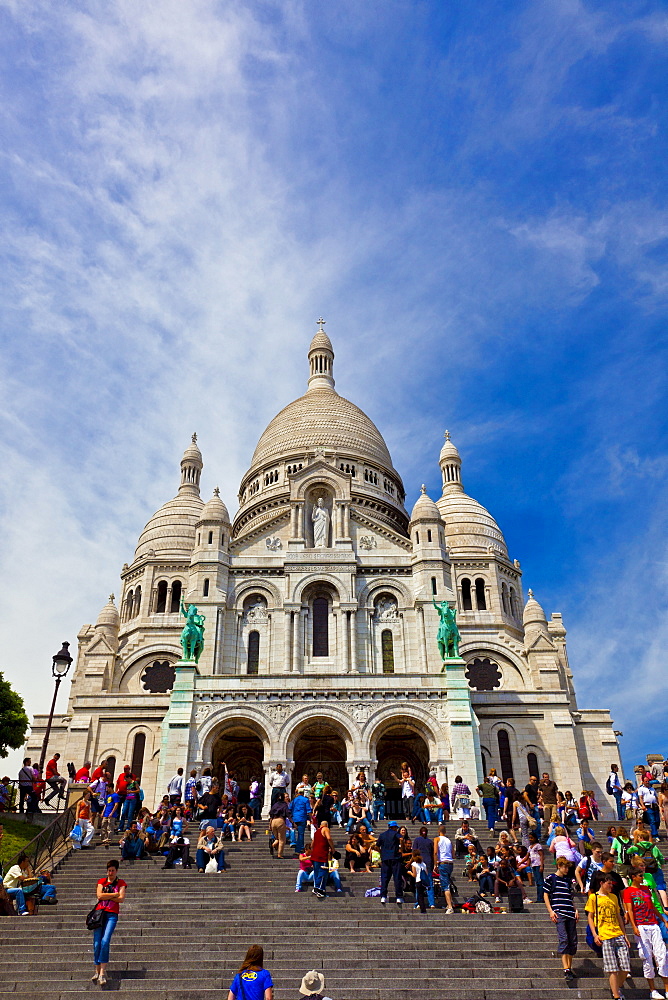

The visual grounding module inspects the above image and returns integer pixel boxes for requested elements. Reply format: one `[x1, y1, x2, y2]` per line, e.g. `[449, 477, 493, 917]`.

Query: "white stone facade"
[27, 325, 622, 813]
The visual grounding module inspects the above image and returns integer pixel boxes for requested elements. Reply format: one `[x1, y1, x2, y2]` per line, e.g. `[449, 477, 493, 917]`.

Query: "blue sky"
[0, 0, 666, 778]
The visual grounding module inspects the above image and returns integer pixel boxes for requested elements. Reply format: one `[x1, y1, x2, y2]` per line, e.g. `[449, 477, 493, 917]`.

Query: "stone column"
[234, 612, 242, 675]
[292, 609, 301, 673]
[284, 611, 293, 673]
[296, 503, 304, 542]
[290, 504, 297, 538]
[166, 584, 173, 615]
[336, 611, 345, 670]
[368, 613, 376, 674]
[300, 607, 308, 669]
[267, 613, 272, 675]
[418, 605, 428, 672]
[349, 610, 358, 673]
[343, 502, 350, 538]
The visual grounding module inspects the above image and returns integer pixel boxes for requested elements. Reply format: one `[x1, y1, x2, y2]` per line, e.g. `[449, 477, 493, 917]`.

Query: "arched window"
[208, 530, 213, 544]
[427, 529, 432, 542]
[203, 578, 210, 597]
[415, 532, 420, 544]
[170, 580, 182, 613]
[125, 589, 134, 622]
[481, 751, 487, 777]
[130, 732, 145, 782]
[501, 582, 509, 614]
[155, 580, 168, 614]
[475, 578, 487, 611]
[134, 586, 142, 617]
[431, 576, 437, 595]
[509, 587, 517, 618]
[381, 630, 394, 674]
[527, 752, 539, 778]
[247, 631, 260, 675]
[461, 578, 472, 611]
[497, 729, 514, 782]
[106, 756, 116, 781]
[313, 597, 329, 657]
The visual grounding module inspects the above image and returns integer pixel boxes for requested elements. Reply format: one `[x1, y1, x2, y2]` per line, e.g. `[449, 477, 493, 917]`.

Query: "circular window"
[141, 660, 176, 693]
[465, 657, 502, 691]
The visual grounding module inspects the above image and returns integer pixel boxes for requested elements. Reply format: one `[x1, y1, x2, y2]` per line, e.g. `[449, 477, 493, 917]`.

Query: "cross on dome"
[213, 486, 220, 497]
[192, 432, 197, 444]
[317, 317, 326, 330]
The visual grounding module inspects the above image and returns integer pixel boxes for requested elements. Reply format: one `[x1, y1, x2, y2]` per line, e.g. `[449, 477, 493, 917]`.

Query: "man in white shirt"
[269, 763, 290, 805]
[638, 778, 661, 840]
[607, 764, 624, 822]
[575, 843, 605, 893]
[167, 768, 184, 804]
[433, 824, 455, 914]
[295, 774, 313, 797]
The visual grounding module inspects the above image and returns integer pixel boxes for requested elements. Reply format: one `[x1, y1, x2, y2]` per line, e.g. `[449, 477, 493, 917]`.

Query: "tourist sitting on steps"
[298, 969, 333, 1000]
[455, 819, 482, 858]
[119, 821, 146, 861]
[162, 835, 192, 869]
[196, 826, 226, 873]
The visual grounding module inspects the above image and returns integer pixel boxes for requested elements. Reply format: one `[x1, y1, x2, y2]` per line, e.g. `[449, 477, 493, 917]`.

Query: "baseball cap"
[388, 820, 398, 827]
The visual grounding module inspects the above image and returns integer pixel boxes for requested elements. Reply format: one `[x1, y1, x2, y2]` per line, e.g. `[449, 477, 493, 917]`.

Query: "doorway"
[375, 724, 430, 819]
[212, 724, 265, 803]
[293, 722, 348, 796]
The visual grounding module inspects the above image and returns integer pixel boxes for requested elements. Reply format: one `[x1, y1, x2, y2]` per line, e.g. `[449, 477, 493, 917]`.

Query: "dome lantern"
[307, 318, 335, 391]
[180, 432, 203, 496]
[439, 430, 463, 494]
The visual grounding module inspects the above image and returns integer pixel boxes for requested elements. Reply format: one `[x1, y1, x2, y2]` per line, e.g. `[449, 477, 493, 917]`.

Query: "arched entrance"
[293, 722, 348, 796]
[376, 724, 430, 819]
[212, 723, 264, 803]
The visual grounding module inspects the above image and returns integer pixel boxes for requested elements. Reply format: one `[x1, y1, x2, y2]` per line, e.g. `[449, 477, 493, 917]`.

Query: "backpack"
[638, 844, 659, 874]
[605, 776, 613, 795]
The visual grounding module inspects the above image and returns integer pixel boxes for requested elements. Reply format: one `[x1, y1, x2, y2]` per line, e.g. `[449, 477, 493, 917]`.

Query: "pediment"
[526, 632, 556, 652]
[84, 633, 115, 656]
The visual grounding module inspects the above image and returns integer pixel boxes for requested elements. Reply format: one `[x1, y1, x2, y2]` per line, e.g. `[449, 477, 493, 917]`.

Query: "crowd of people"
[5, 749, 668, 999]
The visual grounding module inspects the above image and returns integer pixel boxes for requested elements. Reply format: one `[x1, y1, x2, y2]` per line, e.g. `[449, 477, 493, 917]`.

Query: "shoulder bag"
[585, 894, 603, 957]
[86, 905, 106, 931]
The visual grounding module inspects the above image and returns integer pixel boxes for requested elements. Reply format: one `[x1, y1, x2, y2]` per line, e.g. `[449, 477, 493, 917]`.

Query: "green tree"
[0, 672, 29, 758]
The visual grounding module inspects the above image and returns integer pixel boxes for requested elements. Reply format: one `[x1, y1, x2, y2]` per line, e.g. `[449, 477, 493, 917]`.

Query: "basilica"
[27, 325, 622, 813]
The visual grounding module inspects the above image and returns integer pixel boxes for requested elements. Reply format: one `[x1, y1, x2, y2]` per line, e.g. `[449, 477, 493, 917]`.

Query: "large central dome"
[251, 387, 394, 470]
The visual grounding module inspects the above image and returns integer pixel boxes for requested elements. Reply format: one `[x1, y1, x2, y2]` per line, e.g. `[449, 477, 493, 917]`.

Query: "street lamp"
[38, 642, 73, 773]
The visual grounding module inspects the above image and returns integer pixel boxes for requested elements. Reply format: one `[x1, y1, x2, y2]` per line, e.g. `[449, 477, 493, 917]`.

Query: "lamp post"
[38, 642, 73, 773]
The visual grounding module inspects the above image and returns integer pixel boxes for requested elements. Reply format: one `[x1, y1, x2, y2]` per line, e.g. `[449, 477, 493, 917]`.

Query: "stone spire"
[439, 430, 463, 494]
[179, 432, 203, 496]
[307, 318, 335, 391]
[523, 589, 550, 645]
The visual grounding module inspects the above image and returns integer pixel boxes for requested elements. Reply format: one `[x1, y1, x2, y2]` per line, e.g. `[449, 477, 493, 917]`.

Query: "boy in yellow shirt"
[586, 875, 631, 1000]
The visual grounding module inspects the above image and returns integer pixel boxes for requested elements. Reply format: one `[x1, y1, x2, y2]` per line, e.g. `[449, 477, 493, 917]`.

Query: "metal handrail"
[3, 802, 76, 874]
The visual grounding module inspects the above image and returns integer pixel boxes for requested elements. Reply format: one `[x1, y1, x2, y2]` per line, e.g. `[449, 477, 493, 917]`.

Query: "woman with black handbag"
[88, 859, 127, 985]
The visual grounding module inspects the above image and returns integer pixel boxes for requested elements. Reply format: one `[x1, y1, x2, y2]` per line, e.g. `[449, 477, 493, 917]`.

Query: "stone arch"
[96, 748, 122, 780]
[123, 724, 154, 763]
[487, 720, 519, 783]
[199, 707, 277, 764]
[357, 576, 412, 608]
[283, 708, 358, 761]
[521, 742, 549, 782]
[458, 641, 528, 689]
[284, 710, 357, 797]
[292, 573, 343, 605]
[293, 470, 347, 502]
[116, 646, 182, 693]
[365, 708, 441, 761]
[232, 578, 283, 610]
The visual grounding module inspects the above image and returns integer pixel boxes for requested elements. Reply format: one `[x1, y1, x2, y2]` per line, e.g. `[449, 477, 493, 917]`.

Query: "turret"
[180, 432, 203, 495]
[307, 319, 335, 391]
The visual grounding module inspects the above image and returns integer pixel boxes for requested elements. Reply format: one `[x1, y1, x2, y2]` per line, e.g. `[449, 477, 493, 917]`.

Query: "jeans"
[249, 797, 262, 821]
[437, 861, 454, 894]
[646, 803, 661, 839]
[7, 887, 27, 914]
[293, 820, 306, 853]
[295, 869, 314, 890]
[39, 884, 57, 902]
[44, 777, 66, 804]
[121, 837, 144, 860]
[93, 912, 118, 965]
[195, 848, 225, 871]
[346, 816, 373, 834]
[530, 805, 542, 840]
[482, 797, 497, 831]
[612, 789, 624, 822]
[420, 868, 435, 907]
[402, 795, 414, 821]
[327, 869, 342, 891]
[312, 860, 328, 894]
[373, 801, 386, 821]
[479, 872, 494, 894]
[118, 798, 138, 832]
[532, 865, 544, 901]
[380, 858, 403, 900]
[415, 881, 427, 912]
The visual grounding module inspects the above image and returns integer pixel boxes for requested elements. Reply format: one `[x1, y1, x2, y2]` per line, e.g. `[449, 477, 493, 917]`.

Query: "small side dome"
[523, 589, 547, 628]
[199, 487, 230, 524]
[410, 485, 442, 523]
[96, 594, 120, 632]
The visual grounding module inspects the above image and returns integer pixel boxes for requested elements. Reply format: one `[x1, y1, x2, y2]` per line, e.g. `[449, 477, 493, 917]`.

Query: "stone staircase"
[0, 818, 660, 999]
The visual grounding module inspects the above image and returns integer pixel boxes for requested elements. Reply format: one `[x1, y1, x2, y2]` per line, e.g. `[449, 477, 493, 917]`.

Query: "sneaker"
[445, 906, 454, 914]
[649, 991, 665, 999]
[563, 970, 576, 980]
[268, 841, 274, 857]
[380, 896, 387, 905]
[396, 898, 403, 906]
[294, 888, 301, 893]
[91, 975, 99, 983]
[524, 898, 532, 904]
[495, 897, 501, 903]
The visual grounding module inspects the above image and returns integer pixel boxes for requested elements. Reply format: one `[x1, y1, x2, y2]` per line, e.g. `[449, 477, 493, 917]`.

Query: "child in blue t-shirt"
[101, 792, 119, 844]
[228, 946, 273, 1000]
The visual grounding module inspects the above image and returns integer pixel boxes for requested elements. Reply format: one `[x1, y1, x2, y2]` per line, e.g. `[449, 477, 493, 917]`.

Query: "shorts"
[556, 915, 578, 955]
[438, 861, 453, 892]
[602, 936, 630, 974]
[637, 924, 668, 980]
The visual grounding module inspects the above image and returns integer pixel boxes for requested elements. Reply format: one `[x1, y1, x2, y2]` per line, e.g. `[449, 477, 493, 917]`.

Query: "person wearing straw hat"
[298, 970, 332, 999]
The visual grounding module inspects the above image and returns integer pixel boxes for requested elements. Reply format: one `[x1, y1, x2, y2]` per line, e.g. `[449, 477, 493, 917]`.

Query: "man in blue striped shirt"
[544, 856, 579, 982]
